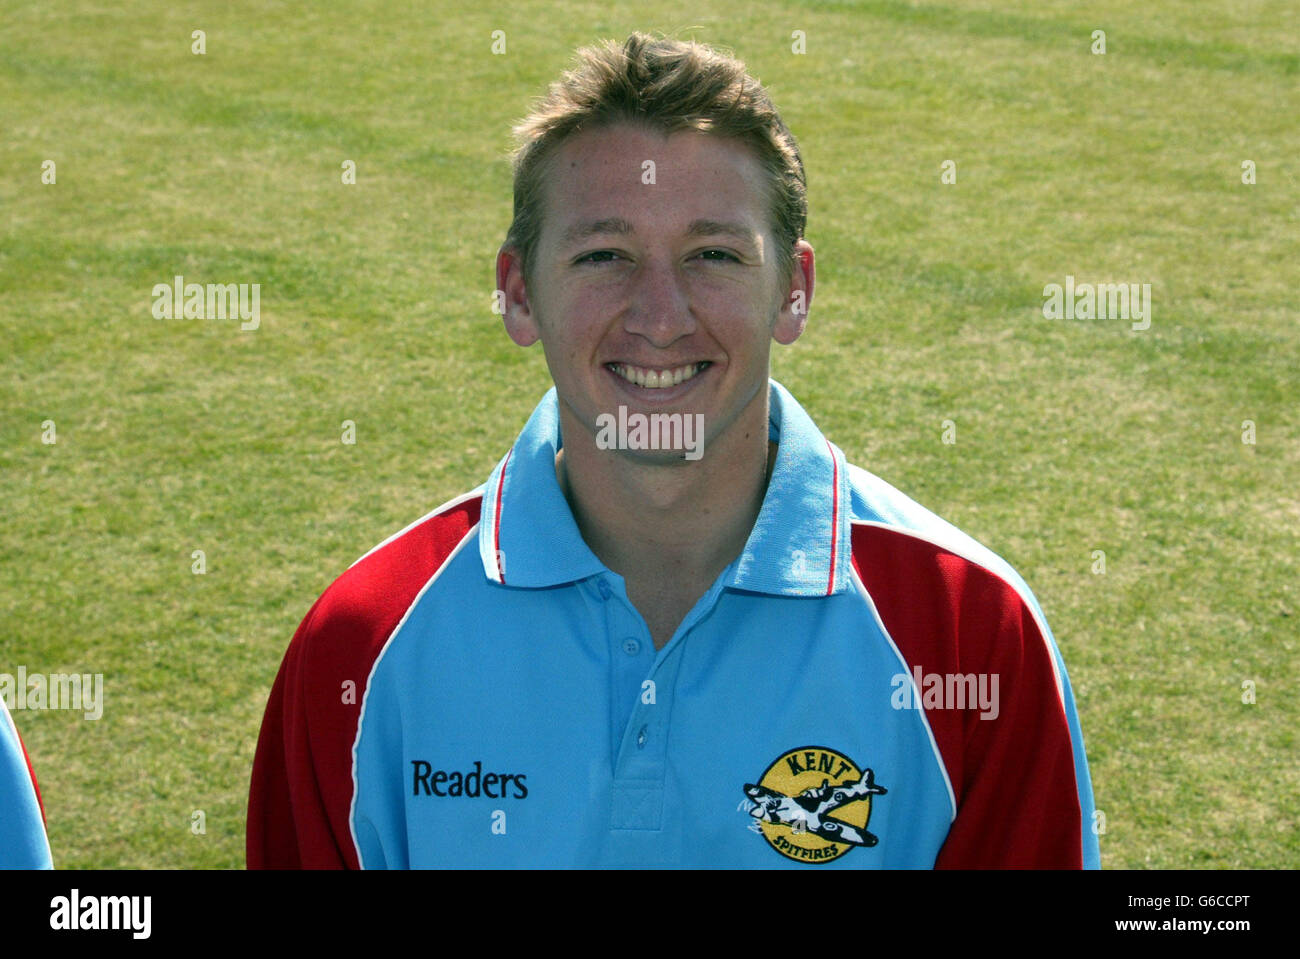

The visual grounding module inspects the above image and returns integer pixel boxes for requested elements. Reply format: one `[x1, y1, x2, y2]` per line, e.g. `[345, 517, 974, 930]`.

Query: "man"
[1, 699, 53, 868]
[248, 33, 1098, 868]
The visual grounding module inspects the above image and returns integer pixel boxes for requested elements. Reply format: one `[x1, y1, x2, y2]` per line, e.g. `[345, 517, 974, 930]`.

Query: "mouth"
[605, 361, 712, 389]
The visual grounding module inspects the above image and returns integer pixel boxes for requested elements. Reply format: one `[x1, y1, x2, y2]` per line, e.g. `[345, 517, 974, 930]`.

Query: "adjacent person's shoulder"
[0, 700, 53, 869]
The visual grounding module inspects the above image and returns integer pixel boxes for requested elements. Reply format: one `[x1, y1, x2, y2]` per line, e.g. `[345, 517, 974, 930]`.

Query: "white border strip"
[347, 524, 479, 868]
[848, 563, 958, 822]
[851, 519, 1066, 704]
[348, 488, 484, 571]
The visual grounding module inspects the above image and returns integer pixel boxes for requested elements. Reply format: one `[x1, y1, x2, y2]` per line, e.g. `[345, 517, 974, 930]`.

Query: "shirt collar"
[477, 379, 851, 596]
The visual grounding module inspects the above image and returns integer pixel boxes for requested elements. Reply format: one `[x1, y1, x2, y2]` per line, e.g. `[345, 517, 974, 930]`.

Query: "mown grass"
[1, 0, 1295, 868]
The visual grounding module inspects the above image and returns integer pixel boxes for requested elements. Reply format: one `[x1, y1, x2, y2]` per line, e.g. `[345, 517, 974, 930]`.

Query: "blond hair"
[505, 32, 807, 285]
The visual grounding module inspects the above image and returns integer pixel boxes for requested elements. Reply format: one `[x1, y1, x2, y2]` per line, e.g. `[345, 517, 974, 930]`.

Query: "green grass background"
[1, 0, 1295, 868]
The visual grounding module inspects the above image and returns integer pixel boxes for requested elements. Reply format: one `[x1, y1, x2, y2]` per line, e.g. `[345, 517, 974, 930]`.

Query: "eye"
[574, 250, 621, 265]
[696, 249, 739, 262]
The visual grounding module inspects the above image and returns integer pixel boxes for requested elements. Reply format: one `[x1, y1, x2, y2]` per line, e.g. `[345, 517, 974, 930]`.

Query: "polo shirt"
[247, 379, 1099, 868]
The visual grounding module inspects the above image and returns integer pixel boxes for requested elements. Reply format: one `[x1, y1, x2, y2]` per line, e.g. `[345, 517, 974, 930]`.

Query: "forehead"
[539, 123, 772, 245]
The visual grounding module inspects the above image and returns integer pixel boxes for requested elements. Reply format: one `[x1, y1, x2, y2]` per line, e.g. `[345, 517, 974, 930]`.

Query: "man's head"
[496, 34, 814, 466]
[502, 32, 808, 291]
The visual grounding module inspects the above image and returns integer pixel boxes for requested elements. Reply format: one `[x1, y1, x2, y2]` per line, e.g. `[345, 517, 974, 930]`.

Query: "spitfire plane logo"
[741, 746, 886, 863]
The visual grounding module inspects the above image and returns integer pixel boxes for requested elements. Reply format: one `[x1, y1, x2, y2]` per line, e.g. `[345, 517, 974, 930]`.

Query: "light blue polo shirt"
[349, 380, 1098, 867]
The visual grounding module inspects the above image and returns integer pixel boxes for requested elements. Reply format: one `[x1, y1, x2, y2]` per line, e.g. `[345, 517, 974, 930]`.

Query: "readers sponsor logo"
[740, 746, 886, 863]
[410, 759, 528, 799]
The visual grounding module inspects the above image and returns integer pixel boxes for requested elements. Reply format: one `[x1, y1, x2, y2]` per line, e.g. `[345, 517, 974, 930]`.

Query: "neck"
[556, 390, 776, 586]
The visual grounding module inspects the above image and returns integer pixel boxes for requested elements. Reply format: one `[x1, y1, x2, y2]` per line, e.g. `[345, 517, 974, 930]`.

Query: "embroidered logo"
[741, 746, 886, 863]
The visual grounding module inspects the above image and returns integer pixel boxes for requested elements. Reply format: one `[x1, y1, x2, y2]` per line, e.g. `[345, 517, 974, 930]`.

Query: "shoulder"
[845, 462, 1049, 623]
[248, 489, 484, 869]
[288, 489, 485, 683]
[845, 463, 1041, 610]
[843, 462, 1063, 693]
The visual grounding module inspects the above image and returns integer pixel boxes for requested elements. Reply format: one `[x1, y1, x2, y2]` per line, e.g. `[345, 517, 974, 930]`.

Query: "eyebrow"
[560, 217, 760, 247]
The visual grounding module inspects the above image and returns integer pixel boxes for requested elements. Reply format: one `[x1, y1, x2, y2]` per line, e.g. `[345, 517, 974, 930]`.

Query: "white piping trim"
[347, 523, 479, 868]
[850, 519, 1066, 706]
[348, 488, 484, 570]
[848, 564, 958, 822]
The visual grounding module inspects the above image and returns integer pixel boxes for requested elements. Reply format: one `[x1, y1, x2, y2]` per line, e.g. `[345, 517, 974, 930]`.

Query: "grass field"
[1, 0, 1296, 869]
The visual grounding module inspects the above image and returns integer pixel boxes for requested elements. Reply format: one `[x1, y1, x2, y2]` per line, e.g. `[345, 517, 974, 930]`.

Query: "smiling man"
[500, 118, 809, 653]
[248, 33, 1099, 868]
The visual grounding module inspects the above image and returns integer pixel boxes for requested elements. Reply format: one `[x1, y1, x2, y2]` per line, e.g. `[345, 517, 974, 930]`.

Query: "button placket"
[609, 641, 684, 831]
[599, 575, 651, 773]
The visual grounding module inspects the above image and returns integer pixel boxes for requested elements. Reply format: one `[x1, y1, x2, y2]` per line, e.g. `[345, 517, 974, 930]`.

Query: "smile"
[606, 361, 711, 389]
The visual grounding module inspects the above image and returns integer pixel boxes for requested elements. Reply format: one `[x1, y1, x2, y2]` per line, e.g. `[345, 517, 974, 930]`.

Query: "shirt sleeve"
[246, 499, 480, 869]
[930, 574, 1100, 869]
[851, 523, 1100, 868]
[247, 594, 368, 869]
[1, 701, 53, 869]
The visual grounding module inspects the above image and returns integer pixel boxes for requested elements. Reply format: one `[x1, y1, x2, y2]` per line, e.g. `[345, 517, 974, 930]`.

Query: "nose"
[621, 257, 697, 348]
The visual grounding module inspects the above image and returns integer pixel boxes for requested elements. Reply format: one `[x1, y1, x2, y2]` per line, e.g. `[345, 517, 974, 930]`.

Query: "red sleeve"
[19, 731, 46, 823]
[852, 524, 1086, 868]
[247, 498, 480, 869]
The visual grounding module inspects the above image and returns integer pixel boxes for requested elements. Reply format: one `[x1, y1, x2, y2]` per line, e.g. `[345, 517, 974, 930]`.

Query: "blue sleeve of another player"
[1, 702, 53, 869]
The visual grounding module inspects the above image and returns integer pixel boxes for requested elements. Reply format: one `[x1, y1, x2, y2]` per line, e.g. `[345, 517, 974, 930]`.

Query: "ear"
[772, 240, 814, 345]
[496, 245, 541, 347]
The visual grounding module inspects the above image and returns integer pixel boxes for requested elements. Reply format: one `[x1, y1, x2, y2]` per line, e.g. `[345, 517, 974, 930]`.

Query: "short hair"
[505, 32, 808, 289]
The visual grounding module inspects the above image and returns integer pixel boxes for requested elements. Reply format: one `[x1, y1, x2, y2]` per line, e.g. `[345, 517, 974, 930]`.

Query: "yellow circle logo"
[742, 746, 886, 864]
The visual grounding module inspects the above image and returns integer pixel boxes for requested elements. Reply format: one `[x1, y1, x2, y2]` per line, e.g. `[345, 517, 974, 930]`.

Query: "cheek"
[545, 282, 609, 329]
[687, 283, 741, 312]
[534, 324, 596, 387]
[691, 271, 781, 321]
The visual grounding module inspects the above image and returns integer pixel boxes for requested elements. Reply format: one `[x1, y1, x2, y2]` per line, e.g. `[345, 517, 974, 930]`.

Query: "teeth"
[610, 362, 708, 389]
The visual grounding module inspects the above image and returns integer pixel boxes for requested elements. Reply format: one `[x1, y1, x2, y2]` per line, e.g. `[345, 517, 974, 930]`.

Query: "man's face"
[499, 121, 812, 462]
